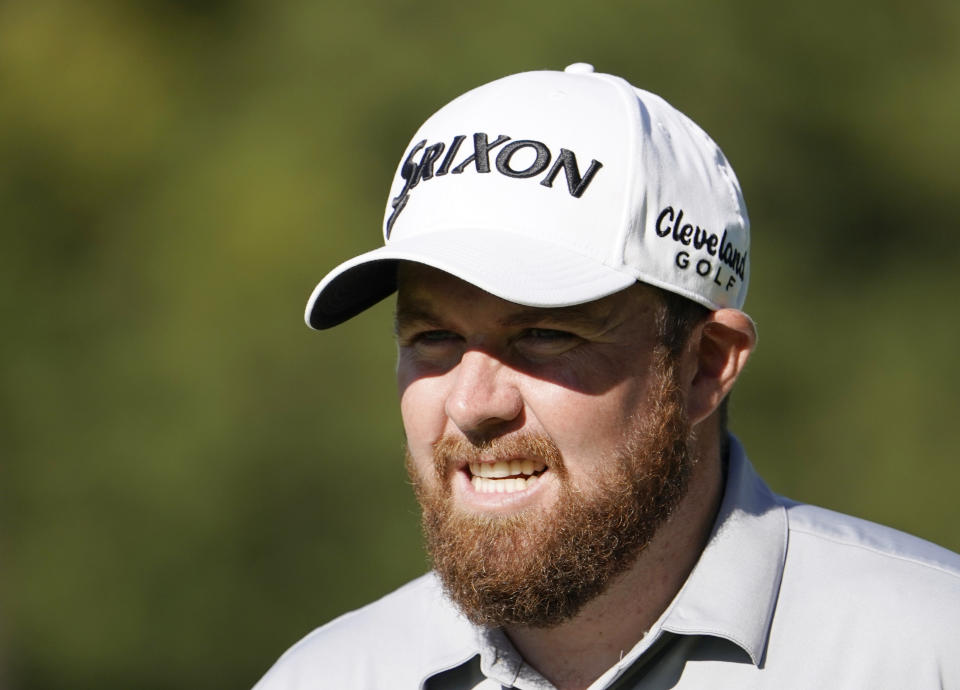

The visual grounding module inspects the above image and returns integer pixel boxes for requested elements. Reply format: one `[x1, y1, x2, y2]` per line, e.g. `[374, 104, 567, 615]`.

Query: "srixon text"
[387, 133, 603, 235]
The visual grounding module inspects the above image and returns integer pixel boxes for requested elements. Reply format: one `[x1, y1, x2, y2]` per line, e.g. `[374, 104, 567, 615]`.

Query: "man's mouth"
[467, 460, 548, 494]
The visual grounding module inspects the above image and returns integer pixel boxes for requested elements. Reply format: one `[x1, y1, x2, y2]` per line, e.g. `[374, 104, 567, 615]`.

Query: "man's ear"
[685, 309, 757, 426]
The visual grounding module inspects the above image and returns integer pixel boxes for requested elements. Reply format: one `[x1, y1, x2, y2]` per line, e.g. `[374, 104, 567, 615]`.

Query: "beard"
[406, 347, 695, 629]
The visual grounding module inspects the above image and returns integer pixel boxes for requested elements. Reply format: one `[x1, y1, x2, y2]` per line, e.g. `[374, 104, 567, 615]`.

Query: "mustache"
[432, 433, 566, 479]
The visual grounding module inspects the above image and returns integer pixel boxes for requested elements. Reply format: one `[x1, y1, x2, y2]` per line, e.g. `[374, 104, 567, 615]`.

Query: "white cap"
[306, 63, 749, 329]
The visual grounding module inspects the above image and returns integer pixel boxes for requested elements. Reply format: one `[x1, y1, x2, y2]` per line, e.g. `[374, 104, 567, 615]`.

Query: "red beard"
[407, 350, 693, 628]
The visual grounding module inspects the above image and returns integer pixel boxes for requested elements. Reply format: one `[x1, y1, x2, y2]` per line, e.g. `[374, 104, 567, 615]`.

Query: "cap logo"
[656, 205, 747, 293]
[386, 132, 603, 236]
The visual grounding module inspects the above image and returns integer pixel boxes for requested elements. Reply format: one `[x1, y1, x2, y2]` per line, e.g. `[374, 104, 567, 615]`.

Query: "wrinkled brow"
[394, 299, 612, 335]
[394, 303, 444, 335]
[499, 306, 612, 330]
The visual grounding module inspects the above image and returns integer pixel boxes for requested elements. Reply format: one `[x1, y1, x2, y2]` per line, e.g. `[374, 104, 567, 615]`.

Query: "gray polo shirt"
[254, 437, 960, 689]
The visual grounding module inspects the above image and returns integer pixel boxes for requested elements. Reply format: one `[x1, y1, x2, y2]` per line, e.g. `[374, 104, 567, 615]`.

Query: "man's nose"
[444, 349, 523, 437]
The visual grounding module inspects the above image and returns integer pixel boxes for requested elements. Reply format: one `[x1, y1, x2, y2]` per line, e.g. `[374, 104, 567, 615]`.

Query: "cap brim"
[305, 228, 637, 329]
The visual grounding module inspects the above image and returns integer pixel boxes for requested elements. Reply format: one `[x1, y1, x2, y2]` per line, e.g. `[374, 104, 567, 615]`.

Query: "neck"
[504, 432, 725, 690]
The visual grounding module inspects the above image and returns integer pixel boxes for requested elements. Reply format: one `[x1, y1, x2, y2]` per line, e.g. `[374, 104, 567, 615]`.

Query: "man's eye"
[417, 330, 459, 343]
[516, 328, 581, 356]
[524, 328, 574, 340]
[407, 330, 463, 353]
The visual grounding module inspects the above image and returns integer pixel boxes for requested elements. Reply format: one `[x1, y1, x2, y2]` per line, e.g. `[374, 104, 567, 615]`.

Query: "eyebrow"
[499, 305, 610, 330]
[394, 304, 445, 334]
[394, 300, 611, 334]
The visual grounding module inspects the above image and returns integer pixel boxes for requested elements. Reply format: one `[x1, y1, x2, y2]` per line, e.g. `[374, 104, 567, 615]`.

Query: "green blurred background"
[1, 0, 958, 687]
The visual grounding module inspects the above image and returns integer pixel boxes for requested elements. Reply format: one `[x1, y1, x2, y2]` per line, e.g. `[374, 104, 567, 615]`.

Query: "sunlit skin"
[395, 263, 756, 690]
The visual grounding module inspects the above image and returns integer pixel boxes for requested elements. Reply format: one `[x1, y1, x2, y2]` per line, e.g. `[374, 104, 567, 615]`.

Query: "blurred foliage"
[1, 0, 958, 687]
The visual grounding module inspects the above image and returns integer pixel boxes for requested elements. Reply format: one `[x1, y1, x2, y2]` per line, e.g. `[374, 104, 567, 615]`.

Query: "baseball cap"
[305, 63, 749, 330]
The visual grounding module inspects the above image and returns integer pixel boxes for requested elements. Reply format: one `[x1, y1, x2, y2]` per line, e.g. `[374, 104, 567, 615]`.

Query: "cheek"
[529, 380, 652, 473]
[399, 376, 448, 459]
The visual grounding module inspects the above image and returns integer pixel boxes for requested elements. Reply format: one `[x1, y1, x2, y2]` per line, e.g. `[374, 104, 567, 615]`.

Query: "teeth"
[469, 460, 545, 478]
[470, 474, 541, 494]
[467, 459, 548, 495]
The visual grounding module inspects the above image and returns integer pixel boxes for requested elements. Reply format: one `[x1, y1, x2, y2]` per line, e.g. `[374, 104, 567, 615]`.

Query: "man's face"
[396, 264, 694, 627]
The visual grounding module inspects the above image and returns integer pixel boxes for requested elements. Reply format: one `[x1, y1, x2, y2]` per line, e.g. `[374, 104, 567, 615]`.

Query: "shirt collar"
[476, 627, 555, 689]
[415, 577, 479, 686]
[413, 581, 554, 689]
[660, 434, 787, 665]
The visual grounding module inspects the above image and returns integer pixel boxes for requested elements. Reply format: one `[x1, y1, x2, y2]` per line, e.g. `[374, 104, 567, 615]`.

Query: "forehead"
[395, 263, 662, 329]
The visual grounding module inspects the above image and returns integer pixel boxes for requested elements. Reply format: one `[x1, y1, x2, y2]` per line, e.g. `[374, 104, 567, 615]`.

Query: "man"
[256, 64, 960, 689]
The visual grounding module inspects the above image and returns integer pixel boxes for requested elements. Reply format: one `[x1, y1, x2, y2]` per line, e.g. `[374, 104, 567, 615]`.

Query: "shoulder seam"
[789, 525, 960, 580]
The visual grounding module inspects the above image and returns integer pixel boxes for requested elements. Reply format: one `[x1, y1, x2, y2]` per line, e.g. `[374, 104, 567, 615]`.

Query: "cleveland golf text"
[656, 206, 747, 292]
